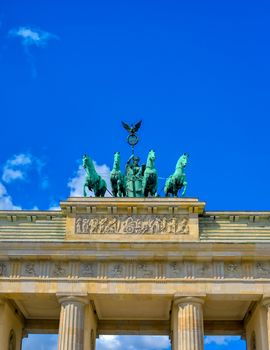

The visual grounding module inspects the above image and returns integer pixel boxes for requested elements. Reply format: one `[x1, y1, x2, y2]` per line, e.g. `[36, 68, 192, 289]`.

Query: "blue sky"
[1, 0, 270, 348]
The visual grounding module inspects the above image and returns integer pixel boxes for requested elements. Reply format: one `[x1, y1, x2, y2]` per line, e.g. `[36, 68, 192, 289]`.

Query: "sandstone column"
[58, 296, 88, 350]
[263, 298, 270, 350]
[174, 297, 204, 350]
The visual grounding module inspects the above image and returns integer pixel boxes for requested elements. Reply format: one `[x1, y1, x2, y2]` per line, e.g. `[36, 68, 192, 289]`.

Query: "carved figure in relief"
[123, 216, 137, 234]
[137, 263, 154, 277]
[177, 217, 189, 234]
[53, 263, 66, 277]
[256, 262, 269, 275]
[169, 262, 181, 275]
[82, 218, 90, 233]
[25, 263, 36, 276]
[111, 264, 123, 276]
[166, 217, 177, 233]
[76, 217, 82, 233]
[0, 263, 7, 276]
[110, 152, 126, 197]
[226, 263, 239, 273]
[106, 217, 118, 233]
[142, 150, 158, 197]
[89, 218, 99, 233]
[197, 263, 210, 276]
[164, 153, 188, 197]
[81, 263, 95, 276]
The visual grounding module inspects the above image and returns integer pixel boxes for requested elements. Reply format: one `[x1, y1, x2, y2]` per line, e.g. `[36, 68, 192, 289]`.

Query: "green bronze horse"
[164, 153, 188, 197]
[110, 152, 126, 197]
[142, 149, 158, 197]
[82, 154, 107, 197]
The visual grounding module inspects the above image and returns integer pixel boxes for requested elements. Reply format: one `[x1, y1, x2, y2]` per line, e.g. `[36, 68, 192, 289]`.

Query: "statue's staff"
[121, 120, 142, 156]
[122, 120, 142, 197]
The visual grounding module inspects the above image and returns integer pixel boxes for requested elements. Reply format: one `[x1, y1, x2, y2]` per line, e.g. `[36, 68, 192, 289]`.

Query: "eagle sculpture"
[121, 120, 142, 135]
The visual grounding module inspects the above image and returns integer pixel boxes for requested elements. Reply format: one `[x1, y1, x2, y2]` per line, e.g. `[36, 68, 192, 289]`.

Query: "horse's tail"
[164, 175, 172, 194]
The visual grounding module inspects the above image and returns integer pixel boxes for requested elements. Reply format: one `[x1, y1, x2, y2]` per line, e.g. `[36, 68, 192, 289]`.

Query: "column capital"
[174, 296, 205, 307]
[262, 297, 270, 307]
[57, 295, 89, 306]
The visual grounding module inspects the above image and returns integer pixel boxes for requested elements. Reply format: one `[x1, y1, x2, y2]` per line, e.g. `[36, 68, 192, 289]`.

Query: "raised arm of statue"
[126, 154, 134, 165]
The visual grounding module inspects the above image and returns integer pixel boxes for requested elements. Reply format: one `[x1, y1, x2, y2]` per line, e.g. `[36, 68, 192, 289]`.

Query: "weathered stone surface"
[58, 296, 88, 350]
[1, 198, 270, 349]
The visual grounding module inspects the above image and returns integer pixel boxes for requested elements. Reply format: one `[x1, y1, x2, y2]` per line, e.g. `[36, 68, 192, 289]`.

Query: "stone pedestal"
[58, 296, 88, 350]
[173, 297, 204, 350]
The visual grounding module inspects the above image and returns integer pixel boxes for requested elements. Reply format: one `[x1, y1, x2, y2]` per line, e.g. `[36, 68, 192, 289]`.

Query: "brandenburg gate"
[1, 197, 270, 350]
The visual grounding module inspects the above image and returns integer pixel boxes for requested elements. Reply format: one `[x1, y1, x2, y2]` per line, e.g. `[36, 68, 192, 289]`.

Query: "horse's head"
[176, 153, 189, 169]
[113, 151, 120, 168]
[148, 149, 155, 161]
[83, 154, 93, 170]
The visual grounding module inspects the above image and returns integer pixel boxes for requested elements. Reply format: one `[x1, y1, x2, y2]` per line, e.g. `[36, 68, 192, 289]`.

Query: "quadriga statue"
[142, 149, 158, 197]
[110, 152, 126, 197]
[82, 154, 107, 197]
[164, 153, 188, 197]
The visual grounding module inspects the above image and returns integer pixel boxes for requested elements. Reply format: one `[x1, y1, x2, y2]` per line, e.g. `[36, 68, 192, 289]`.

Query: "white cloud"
[97, 336, 170, 350]
[204, 336, 242, 345]
[68, 161, 112, 197]
[2, 153, 33, 183]
[2, 168, 24, 183]
[0, 182, 21, 210]
[8, 153, 32, 166]
[9, 26, 58, 77]
[9, 26, 58, 47]
[22, 335, 170, 350]
[49, 204, 61, 210]
[2, 153, 48, 189]
[98, 335, 121, 350]
[22, 334, 58, 350]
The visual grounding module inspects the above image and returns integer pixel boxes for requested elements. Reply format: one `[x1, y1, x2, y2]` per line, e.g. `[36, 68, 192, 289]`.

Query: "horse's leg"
[101, 180, 107, 197]
[173, 184, 178, 197]
[83, 183, 87, 197]
[181, 181, 187, 197]
[116, 179, 121, 197]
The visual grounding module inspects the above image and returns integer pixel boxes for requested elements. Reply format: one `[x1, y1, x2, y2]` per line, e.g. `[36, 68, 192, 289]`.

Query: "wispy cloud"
[68, 161, 112, 197]
[2, 153, 49, 192]
[97, 335, 170, 350]
[2, 153, 32, 183]
[22, 335, 170, 350]
[9, 26, 58, 47]
[8, 26, 58, 78]
[204, 335, 243, 345]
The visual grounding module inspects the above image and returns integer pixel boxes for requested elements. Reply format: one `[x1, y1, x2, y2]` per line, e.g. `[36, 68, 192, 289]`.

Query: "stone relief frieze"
[80, 263, 97, 277]
[0, 260, 270, 280]
[75, 215, 189, 235]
